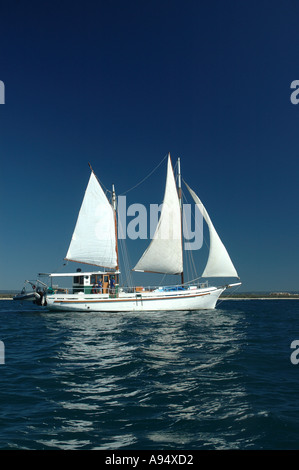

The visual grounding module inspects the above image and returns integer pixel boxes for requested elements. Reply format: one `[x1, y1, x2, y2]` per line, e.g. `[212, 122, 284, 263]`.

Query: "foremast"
[177, 157, 184, 286]
[112, 183, 119, 271]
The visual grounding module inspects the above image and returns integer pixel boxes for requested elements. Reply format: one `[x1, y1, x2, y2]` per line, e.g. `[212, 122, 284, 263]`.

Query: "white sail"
[65, 171, 118, 268]
[185, 183, 239, 278]
[133, 155, 183, 275]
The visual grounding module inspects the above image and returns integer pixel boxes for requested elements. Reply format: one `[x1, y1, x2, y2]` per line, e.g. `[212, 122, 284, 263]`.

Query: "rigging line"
[88, 162, 112, 194]
[181, 190, 198, 280]
[181, 186, 210, 251]
[93, 169, 113, 197]
[120, 154, 168, 196]
[100, 179, 112, 196]
[216, 284, 242, 307]
[158, 273, 167, 286]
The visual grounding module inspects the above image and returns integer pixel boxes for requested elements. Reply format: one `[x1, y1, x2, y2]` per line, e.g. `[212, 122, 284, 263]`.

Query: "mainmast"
[177, 157, 184, 285]
[112, 184, 119, 271]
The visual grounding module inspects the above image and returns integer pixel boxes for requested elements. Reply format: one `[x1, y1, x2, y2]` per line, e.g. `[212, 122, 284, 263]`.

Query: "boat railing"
[44, 281, 209, 296]
[120, 281, 209, 293]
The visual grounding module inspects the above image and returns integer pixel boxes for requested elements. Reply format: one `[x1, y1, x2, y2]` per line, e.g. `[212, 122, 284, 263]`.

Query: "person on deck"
[109, 276, 115, 294]
[92, 280, 102, 294]
[96, 280, 102, 294]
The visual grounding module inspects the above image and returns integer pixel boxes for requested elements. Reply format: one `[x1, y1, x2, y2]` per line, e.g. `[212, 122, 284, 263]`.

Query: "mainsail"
[133, 155, 183, 275]
[65, 171, 118, 268]
[185, 183, 239, 278]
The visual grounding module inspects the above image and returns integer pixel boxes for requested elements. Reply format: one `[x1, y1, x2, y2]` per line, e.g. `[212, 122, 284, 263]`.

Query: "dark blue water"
[0, 299, 299, 450]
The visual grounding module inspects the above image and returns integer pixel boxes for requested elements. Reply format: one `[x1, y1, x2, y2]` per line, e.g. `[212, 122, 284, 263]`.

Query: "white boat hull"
[45, 286, 226, 312]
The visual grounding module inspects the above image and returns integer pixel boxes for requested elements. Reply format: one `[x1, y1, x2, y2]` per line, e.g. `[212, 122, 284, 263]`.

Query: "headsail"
[133, 155, 183, 275]
[185, 182, 239, 278]
[65, 170, 118, 269]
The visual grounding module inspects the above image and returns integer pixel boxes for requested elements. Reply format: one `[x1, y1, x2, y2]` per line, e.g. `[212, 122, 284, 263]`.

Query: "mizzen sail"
[133, 155, 183, 275]
[65, 171, 118, 268]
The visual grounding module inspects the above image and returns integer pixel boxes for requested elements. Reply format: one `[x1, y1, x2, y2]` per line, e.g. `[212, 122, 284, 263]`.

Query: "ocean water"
[0, 298, 299, 450]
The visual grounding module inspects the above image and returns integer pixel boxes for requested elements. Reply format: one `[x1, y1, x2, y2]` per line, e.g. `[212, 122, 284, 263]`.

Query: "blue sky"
[0, 0, 299, 291]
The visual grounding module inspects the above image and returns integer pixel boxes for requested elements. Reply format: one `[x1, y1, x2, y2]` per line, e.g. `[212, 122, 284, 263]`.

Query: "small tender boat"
[13, 291, 41, 302]
[13, 280, 48, 305]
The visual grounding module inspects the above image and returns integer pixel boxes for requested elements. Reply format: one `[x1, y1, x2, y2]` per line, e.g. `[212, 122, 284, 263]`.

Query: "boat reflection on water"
[38, 306, 247, 449]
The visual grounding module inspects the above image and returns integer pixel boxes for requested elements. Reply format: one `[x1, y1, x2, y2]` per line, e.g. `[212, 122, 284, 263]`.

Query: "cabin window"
[74, 276, 84, 285]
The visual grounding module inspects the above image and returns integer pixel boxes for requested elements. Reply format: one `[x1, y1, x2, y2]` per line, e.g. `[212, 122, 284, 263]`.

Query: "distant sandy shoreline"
[221, 297, 299, 300]
[1, 296, 299, 301]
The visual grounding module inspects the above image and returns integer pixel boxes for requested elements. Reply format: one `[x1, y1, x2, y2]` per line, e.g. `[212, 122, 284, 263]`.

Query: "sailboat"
[14, 154, 241, 311]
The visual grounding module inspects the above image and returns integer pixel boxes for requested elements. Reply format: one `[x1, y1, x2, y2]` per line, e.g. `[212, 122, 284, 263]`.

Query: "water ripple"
[1, 301, 299, 449]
